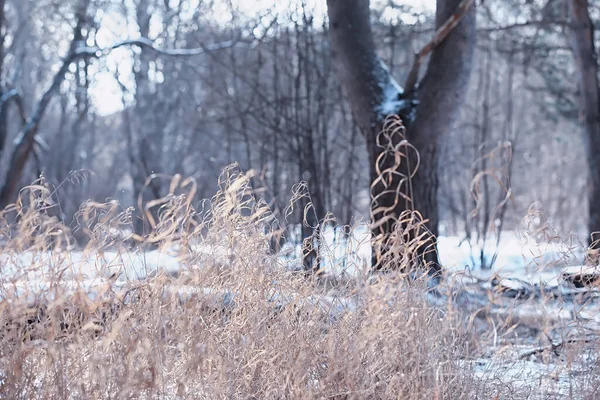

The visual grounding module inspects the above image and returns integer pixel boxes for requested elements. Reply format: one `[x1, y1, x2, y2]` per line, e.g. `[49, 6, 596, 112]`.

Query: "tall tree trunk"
[0, 0, 6, 153]
[131, 1, 162, 236]
[327, 0, 475, 273]
[567, 0, 600, 247]
[0, 0, 90, 208]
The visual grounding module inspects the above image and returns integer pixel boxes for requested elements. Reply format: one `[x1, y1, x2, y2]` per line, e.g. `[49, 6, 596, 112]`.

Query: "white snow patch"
[378, 76, 405, 117]
[309, 226, 583, 283]
[375, 58, 414, 119]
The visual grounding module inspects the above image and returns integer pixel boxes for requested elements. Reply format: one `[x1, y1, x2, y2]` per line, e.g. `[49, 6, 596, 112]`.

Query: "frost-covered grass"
[1, 166, 600, 399]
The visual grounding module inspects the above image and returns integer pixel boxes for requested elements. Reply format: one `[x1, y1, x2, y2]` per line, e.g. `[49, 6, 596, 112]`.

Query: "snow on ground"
[0, 246, 214, 304]
[0, 226, 592, 329]
[0, 227, 588, 301]
[1, 228, 598, 397]
[309, 226, 585, 283]
[470, 356, 587, 398]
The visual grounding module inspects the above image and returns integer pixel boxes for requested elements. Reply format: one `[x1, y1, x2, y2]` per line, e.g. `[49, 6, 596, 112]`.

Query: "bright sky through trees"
[89, 0, 436, 115]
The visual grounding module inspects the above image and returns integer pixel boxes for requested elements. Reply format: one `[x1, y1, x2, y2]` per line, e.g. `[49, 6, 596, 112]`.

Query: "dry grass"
[0, 133, 599, 398]
[0, 165, 479, 399]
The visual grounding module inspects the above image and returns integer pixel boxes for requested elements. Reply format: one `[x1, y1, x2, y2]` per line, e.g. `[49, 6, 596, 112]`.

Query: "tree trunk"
[327, 0, 475, 273]
[0, 0, 90, 208]
[0, 0, 7, 154]
[567, 0, 600, 247]
[130, 1, 163, 236]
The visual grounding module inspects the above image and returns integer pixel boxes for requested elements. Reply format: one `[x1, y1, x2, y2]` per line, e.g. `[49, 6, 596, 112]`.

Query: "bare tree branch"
[0, 3, 257, 208]
[403, 0, 475, 94]
[0, 88, 17, 107]
[0, 88, 27, 126]
[479, 19, 569, 32]
[75, 37, 243, 58]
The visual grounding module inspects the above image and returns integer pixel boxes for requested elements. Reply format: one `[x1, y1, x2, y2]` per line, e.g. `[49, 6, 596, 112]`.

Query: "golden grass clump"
[0, 165, 478, 399]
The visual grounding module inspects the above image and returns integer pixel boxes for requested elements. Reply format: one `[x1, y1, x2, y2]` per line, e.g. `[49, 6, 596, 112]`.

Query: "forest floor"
[2, 228, 600, 398]
[436, 231, 600, 398]
[438, 268, 600, 398]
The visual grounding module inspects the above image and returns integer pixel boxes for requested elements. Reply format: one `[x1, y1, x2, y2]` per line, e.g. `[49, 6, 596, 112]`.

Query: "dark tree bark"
[326, 0, 476, 273]
[0, 0, 90, 208]
[130, 0, 162, 237]
[567, 0, 600, 247]
[0, 0, 8, 154]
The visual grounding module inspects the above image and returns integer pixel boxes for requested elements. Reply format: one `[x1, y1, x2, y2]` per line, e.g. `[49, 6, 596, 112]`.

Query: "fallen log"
[561, 266, 600, 288]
